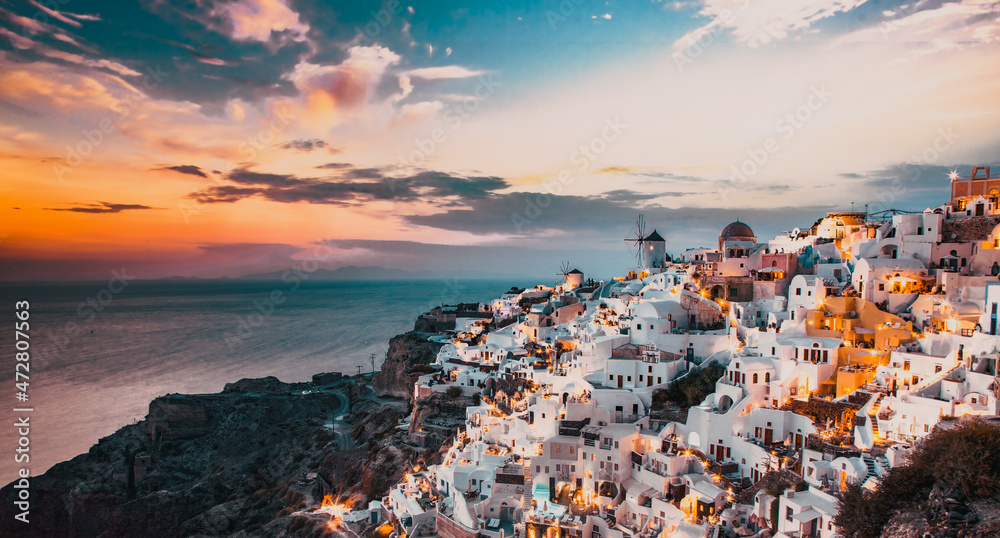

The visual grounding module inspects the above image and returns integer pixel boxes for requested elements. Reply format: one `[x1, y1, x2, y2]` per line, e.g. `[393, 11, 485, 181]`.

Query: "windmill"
[557, 261, 573, 285]
[624, 214, 647, 268]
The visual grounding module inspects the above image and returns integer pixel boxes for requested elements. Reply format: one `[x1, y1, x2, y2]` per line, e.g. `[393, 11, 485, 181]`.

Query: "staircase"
[467, 498, 479, 530]
[867, 393, 884, 440]
[862, 454, 877, 481]
[520, 459, 532, 538]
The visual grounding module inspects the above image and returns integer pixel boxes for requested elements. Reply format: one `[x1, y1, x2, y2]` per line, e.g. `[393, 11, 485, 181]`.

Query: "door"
[647, 376, 653, 387]
[715, 445, 725, 461]
[764, 428, 773, 445]
[617, 375, 623, 388]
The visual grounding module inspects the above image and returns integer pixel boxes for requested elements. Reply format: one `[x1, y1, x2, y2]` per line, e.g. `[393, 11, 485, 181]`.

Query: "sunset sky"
[1, 0, 998, 281]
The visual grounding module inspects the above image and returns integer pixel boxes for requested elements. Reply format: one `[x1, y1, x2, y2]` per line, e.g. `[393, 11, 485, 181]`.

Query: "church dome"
[721, 220, 754, 239]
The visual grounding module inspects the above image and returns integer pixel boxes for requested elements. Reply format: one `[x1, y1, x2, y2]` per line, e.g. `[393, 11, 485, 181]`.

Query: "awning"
[792, 509, 821, 522]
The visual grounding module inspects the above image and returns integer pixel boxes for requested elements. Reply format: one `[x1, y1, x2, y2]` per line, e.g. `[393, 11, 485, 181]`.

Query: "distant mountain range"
[237, 265, 541, 282]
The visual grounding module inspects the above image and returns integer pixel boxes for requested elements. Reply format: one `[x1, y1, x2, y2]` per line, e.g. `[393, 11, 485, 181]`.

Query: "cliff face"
[0, 381, 348, 538]
[371, 332, 444, 400]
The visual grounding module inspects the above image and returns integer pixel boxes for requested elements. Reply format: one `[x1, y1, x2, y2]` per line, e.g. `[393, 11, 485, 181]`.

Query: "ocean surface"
[0, 278, 534, 484]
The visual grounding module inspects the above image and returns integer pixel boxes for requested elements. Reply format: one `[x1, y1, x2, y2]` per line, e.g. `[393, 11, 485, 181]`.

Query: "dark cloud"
[845, 162, 1000, 213]
[227, 168, 305, 187]
[602, 190, 676, 202]
[402, 192, 834, 248]
[156, 164, 208, 178]
[186, 165, 509, 205]
[316, 162, 352, 169]
[279, 139, 335, 152]
[45, 202, 159, 213]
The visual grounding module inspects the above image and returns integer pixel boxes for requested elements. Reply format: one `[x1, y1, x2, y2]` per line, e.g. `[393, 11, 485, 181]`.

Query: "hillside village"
[372, 167, 1000, 538]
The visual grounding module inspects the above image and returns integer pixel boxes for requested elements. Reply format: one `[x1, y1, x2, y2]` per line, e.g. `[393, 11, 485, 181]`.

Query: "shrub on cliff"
[446, 386, 463, 399]
[836, 419, 1000, 537]
[907, 418, 1000, 498]
[654, 362, 726, 410]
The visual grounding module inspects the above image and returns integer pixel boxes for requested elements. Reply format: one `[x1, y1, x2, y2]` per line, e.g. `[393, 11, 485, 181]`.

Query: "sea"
[0, 278, 535, 485]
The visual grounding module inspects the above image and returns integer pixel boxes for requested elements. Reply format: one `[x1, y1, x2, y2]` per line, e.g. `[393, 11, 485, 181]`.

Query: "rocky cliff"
[371, 332, 444, 400]
[0, 377, 384, 537]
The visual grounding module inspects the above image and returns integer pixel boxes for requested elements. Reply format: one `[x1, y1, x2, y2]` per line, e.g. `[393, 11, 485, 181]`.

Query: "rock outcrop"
[371, 332, 444, 400]
[0, 379, 349, 537]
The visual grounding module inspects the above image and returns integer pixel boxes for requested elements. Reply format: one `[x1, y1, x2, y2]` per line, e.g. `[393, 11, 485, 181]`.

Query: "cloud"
[836, 0, 1000, 56]
[186, 165, 510, 205]
[287, 45, 401, 116]
[406, 66, 487, 80]
[156, 164, 208, 178]
[846, 161, 1000, 211]
[279, 138, 333, 152]
[402, 191, 835, 244]
[209, 0, 309, 42]
[673, 0, 869, 50]
[315, 162, 352, 169]
[45, 202, 159, 213]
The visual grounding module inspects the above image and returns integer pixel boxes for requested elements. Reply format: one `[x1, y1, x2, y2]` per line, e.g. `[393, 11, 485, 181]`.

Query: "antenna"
[623, 214, 647, 267]
[356, 365, 362, 377]
[371, 353, 376, 374]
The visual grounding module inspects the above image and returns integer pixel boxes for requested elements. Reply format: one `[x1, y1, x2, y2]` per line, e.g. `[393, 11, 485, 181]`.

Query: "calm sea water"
[0, 278, 532, 484]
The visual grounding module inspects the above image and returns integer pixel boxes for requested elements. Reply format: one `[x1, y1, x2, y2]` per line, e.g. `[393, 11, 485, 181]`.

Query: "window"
[615, 441, 619, 448]
[765, 372, 770, 382]
[796, 288, 802, 296]
[556, 445, 561, 453]
[786, 507, 793, 522]
[752, 373, 758, 384]
[879, 283, 885, 291]
[569, 446, 575, 454]
[556, 464, 561, 471]
[545, 466, 549, 473]
[637, 323, 642, 330]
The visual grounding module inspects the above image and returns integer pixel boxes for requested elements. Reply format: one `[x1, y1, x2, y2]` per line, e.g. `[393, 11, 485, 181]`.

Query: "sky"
[0, 0, 998, 281]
